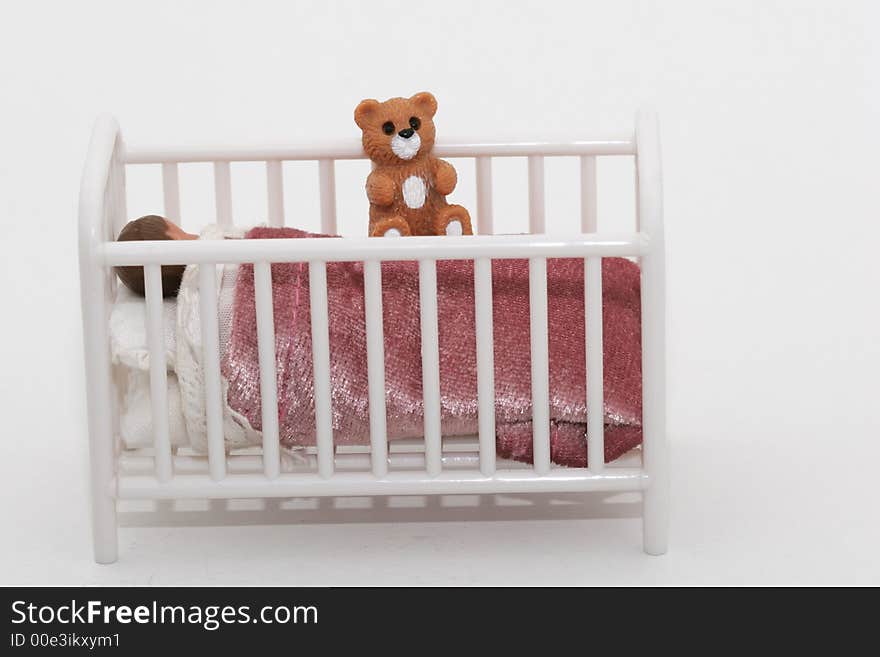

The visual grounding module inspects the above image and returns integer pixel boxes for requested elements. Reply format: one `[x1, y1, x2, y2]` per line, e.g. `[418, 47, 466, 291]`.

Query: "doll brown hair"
[114, 215, 186, 297]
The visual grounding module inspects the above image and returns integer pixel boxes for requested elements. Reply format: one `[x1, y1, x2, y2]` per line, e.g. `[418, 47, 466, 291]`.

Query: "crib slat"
[418, 259, 442, 477]
[199, 264, 226, 480]
[528, 155, 546, 234]
[585, 257, 605, 472]
[254, 261, 280, 478]
[474, 257, 496, 476]
[214, 161, 233, 228]
[319, 159, 337, 235]
[266, 160, 285, 227]
[363, 260, 388, 477]
[475, 156, 494, 235]
[162, 163, 181, 223]
[144, 265, 173, 482]
[309, 261, 334, 479]
[529, 257, 551, 475]
[580, 155, 598, 232]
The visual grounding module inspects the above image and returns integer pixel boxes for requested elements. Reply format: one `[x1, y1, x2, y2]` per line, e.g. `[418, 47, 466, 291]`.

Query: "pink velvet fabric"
[221, 227, 643, 467]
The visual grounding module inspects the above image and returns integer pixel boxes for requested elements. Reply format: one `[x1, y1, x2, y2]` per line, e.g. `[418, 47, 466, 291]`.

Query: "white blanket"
[175, 241, 259, 453]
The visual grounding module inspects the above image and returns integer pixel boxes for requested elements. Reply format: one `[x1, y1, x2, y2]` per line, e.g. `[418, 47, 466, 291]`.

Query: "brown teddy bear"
[354, 92, 473, 237]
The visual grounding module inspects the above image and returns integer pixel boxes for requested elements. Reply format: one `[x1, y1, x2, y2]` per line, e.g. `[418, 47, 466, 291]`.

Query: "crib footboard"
[79, 111, 668, 564]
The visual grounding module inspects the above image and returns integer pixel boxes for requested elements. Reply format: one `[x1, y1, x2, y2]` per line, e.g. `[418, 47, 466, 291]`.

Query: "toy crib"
[78, 110, 668, 563]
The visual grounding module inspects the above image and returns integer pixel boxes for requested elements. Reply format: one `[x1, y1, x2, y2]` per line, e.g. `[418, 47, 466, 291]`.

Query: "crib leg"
[89, 425, 118, 564]
[92, 486, 118, 564]
[84, 344, 119, 564]
[642, 463, 669, 556]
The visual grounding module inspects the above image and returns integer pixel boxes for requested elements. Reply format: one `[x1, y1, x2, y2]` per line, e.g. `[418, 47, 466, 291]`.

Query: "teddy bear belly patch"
[402, 175, 428, 209]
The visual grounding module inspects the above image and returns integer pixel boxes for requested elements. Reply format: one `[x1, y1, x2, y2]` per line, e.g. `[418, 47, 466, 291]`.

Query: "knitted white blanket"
[174, 227, 259, 453]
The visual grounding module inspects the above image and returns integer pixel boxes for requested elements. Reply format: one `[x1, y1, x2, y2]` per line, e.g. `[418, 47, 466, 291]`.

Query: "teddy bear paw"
[369, 216, 412, 238]
[445, 220, 462, 236]
[433, 205, 473, 237]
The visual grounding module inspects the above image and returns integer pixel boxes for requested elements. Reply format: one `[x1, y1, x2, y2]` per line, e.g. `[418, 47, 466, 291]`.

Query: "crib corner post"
[636, 108, 669, 556]
[83, 252, 119, 566]
[81, 257, 119, 565]
[79, 116, 123, 564]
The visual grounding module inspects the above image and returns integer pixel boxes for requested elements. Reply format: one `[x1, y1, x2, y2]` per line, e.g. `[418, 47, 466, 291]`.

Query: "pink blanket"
[221, 227, 643, 467]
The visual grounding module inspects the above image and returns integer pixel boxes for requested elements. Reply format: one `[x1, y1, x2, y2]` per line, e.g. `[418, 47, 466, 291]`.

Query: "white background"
[1, 0, 878, 585]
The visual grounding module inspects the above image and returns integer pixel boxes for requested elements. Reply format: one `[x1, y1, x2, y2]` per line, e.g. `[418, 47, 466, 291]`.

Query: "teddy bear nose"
[398, 128, 414, 139]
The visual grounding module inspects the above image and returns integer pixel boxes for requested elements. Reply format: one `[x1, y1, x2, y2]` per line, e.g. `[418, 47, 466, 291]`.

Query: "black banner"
[0, 586, 859, 651]
[1, 586, 654, 650]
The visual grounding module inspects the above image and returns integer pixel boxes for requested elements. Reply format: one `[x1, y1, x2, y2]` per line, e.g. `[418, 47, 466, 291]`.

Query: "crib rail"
[79, 113, 667, 563]
[100, 232, 648, 265]
[117, 440, 643, 476]
[117, 469, 646, 500]
[123, 138, 635, 164]
[127, 137, 632, 235]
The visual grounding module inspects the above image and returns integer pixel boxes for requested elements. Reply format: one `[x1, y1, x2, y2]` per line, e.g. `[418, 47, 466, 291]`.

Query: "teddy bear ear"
[354, 99, 380, 129]
[410, 92, 437, 118]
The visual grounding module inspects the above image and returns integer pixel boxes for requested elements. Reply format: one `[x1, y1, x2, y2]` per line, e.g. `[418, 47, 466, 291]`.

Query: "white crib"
[78, 110, 668, 563]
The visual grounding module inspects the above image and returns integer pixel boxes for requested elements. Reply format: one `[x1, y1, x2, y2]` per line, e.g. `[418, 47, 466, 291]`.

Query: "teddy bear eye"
[382, 121, 395, 135]
[409, 116, 421, 130]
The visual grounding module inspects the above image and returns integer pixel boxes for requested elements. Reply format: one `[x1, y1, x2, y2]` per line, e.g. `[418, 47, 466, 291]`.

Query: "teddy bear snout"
[390, 130, 422, 160]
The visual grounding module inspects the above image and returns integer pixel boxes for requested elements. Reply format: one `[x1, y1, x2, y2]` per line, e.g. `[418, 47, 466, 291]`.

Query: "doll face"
[354, 92, 438, 165]
[165, 221, 198, 240]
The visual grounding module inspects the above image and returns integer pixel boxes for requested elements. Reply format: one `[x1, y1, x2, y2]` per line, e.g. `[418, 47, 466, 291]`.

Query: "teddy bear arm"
[433, 159, 457, 196]
[366, 171, 396, 206]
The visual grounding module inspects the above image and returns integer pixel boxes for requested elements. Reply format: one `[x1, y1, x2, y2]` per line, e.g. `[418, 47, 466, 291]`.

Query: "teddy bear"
[354, 92, 473, 237]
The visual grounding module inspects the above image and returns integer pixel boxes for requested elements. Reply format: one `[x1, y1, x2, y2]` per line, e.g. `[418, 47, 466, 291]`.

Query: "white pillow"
[116, 367, 189, 448]
[109, 283, 177, 371]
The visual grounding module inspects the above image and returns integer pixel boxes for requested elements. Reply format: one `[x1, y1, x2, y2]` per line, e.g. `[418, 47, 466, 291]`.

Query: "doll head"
[115, 215, 196, 297]
[354, 92, 438, 165]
